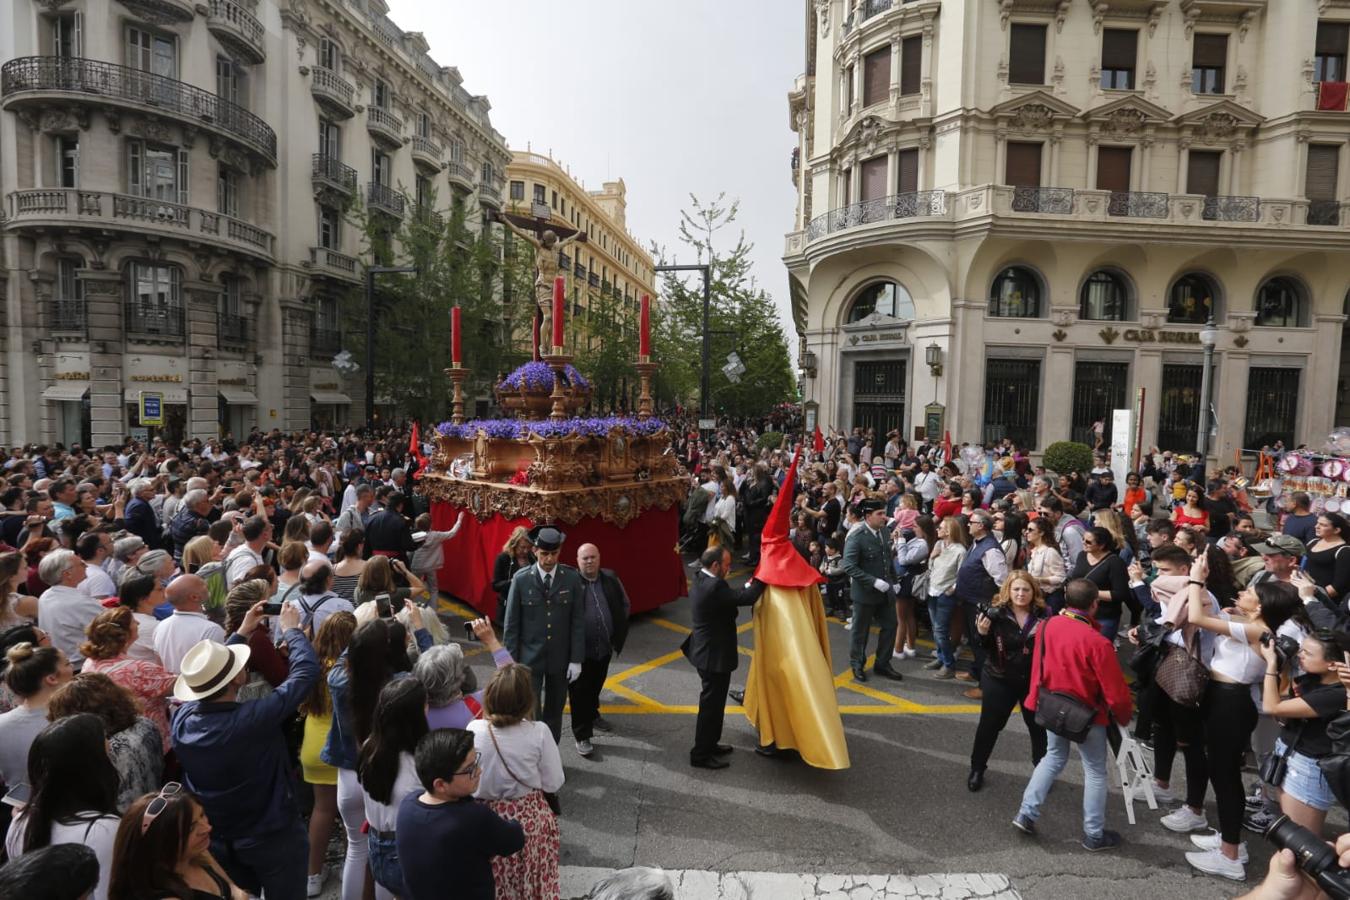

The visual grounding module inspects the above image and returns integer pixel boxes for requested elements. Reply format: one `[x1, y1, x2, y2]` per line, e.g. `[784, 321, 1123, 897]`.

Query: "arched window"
[847, 280, 915, 323]
[1167, 273, 1219, 324]
[1255, 277, 1308, 328]
[989, 266, 1042, 318]
[1079, 270, 1130, 321]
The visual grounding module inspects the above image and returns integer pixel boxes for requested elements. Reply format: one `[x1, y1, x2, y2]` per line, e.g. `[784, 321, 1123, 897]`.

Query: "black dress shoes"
[712, 744, 734, 756]
[754, 743, 782, 758]
[728, 689, 746, 704]
[852, 667, 868, 683]
[873, 666, 904, 681]
[691, 756, 729, 770]
[968, 768, 985, 792]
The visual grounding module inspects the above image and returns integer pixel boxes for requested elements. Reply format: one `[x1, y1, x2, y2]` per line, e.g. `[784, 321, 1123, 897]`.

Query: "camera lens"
[1266, 815, 1350, 900]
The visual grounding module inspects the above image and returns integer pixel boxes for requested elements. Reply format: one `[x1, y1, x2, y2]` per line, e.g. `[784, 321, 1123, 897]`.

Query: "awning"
[311, 391, 352, 404]
[41, 384, 89, 401]
[218, 386, 258, 404]
[124, 388, 187, 404]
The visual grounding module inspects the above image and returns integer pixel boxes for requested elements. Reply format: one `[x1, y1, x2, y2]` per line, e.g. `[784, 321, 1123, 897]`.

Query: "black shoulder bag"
[1032, 616, 1100, 744]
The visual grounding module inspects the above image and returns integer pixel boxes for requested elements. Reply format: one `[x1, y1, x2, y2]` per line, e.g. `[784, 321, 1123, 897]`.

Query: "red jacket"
[932, 497, 962, 521]
[1024, 613, 1133, 727]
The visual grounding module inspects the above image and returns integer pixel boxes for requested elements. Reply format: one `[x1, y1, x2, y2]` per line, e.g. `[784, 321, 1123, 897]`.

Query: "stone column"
[1308, 313, 1348, 444]
[1044, 347, 1076, 445]
[1134, 348, 1164, 452]
[185, 281, 220, 442]
[1176, 141, 1191, 194]
[1228, 141, 1244, 196]
[1049, 127, 1063, 186]
[79, 269, 127, 447]
[1212, 349, 1247, 466]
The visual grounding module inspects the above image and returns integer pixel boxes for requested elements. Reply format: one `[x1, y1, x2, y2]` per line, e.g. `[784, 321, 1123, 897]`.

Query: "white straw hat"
[173, 639, 251, 702]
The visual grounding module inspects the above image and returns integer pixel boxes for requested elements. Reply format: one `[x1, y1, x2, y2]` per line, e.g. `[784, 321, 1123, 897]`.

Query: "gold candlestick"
[635, 360, 657, 420]
[542, 352, 573, 422]
[444, 366, 469, 425]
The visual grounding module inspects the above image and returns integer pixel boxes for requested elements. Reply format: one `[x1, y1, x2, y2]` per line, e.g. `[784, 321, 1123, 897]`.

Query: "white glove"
[873, 578, 890, 594]
[567, 662, 582, 683]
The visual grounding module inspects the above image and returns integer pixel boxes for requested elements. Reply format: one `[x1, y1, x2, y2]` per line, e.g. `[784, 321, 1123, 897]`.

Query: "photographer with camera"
[967, 570, 1048, 792]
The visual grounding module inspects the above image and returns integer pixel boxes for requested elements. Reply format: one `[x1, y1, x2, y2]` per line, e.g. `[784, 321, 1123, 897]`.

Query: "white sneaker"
[1185, 847, 1246, 881]
[307, 868, 327, 898]
[1151, 781, 1175, 804]
[1190, 831, 1249, 864]
[929, 648, 939, 658]
[1161, 806, 1210, 833]
[903, 646, 917, 658]
[844, 617, 853, 629]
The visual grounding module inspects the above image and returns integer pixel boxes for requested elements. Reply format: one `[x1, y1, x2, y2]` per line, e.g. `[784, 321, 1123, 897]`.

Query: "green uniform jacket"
[502, 562, 586, 673]
[842, 524, 891, 606]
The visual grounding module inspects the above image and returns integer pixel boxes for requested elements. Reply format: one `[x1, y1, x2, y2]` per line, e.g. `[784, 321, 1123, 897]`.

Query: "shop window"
[989, 266, 1042, 318]
[847, 281, 915, 322]
[1079, 270, 1130, 321]
[1255, 276, 1309, 328]
[984, 359, 1041, 448]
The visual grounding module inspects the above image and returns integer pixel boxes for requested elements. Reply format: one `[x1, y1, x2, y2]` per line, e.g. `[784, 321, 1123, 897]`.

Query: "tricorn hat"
[856, 497, 886, 514]
[527, 524, 566, 551]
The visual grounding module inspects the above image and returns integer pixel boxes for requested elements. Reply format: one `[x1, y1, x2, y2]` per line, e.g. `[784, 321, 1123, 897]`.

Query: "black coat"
[363, 508, 416, 561]
[492, 552, 531, 604]
[680, 571, 765, 674]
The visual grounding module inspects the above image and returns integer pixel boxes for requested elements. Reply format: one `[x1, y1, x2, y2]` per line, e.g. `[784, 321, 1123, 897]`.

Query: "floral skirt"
[487, 790, 559, 900]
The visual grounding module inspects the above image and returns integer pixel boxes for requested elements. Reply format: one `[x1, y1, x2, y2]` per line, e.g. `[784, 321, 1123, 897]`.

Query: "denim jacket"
[321, 628, 433, 770]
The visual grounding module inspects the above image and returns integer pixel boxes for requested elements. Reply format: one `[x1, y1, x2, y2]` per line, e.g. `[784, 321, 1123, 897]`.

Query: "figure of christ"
[500, 218, 586, 357]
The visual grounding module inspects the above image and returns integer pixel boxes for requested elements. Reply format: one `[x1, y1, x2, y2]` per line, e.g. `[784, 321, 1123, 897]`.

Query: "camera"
[262, 601, 283, 616]
[1266, 815, 1350, 899]
[463, 621, 477, 641]
[975, 601, 1000, 621]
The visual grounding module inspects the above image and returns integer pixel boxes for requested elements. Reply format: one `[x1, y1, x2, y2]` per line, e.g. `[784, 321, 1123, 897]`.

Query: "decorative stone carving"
[1091, 1, 1109, 33]
[1144, 61, 1157, 97]
[1009, 102, 1056, 132]
[129, 117, 174, 143]
[1197, 111, 1239, 142]
[1052, 328, 1068, 342]
[39, 108, 87, 133]
[1099, 326, 1120, 344]
[1053, 57, 1065, 92]
[1103, 107, 1148, 138]
[816, 0, 831, 37]
[997, 55, 1009, 86]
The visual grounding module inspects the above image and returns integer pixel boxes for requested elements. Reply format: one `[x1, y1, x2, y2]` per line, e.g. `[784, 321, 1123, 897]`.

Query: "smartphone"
[3, 783, 30, 808]
[463, 621, 477, 641]
[374, 593, 392, 618]
[262, 601, 283, 616]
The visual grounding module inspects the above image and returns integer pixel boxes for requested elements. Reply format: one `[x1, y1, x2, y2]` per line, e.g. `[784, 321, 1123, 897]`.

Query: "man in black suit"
[681, 545, 766, 770]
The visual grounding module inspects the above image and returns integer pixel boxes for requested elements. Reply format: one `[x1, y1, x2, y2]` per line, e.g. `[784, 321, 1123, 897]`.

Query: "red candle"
[639, 293, 651, 358]
[450, 306, 462, 366]
[552, 276, 565, 349]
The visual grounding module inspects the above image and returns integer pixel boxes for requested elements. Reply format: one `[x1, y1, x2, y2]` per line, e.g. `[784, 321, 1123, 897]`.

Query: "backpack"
[196, 561, 229, 625]
[298, 589, 339, 637]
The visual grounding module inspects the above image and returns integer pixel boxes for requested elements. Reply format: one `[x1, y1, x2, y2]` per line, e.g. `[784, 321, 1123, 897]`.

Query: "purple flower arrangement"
[436, 416, 666, 441]
[496, 361, 591, 393]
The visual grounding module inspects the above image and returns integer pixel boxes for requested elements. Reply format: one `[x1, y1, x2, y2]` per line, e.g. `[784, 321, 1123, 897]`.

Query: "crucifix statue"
[498, 215, 587, 359]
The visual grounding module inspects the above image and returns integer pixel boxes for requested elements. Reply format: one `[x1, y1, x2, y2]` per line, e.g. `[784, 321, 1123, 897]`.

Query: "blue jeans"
[927, 593, 957, 669]
[368, 831, 405, 896]
[211, 819, 309, 900]
[1098, 617, 1121, 642]
[1017, 725, 1109, 839]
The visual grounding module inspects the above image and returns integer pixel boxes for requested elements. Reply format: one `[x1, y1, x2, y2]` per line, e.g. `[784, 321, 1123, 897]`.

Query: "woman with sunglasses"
[4, 713, 121, 900]
[108, 785, 245, 900]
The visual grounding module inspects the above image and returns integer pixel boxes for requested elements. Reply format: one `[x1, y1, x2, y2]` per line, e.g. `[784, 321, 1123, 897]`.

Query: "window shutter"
[177, 148, 189, 206]
[1096, 146, 1132, 192]
[128, 141, 143, 195]
[73, 12, 83, 56]
[841, 168, 852, 204]
[897, 148, 919, 193]
[900, 35, 922, 95]
[1317, 22, 1348, 56]
[1101, 29, 1137, 69]
[862, 47, 890, 107]
[1192, 33, 1228, 67]
[1009, 24, 1047, 85]
[1186, 150, 1222, 197]
[1306, 144, 1340, 199]
[860, 155, 888, 202]
[1005, 142, 1043, 187]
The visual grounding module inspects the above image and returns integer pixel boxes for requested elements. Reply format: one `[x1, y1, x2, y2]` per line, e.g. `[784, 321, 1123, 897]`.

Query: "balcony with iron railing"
[118, 0, 194, 24]
[1107, 191, 1170, 219]
[366, 182, 405, 218]
[206, 0, 265, 64]
[574, 262, 586, 278]
[588, 272, 600, 288]
[311, 154, 357, 199]
[446, 160, 475, 189]
[5, 189, 275, 261]
[125, 302, 186, 339]
[410, 135, 442, 169]
[308, 246, 361, 284]
[1011, 186, 1074, 214]
[1309, 199, 1343, 226]
[1202, 195, 1260, 222]
[48, 297, 86, 335]
[217, 310, 249, 347]
[310, 66, 355, 119]
[1, 57, 276, 166]
[366, 105, 403, 147]
[414, 204, 444, 231]
[310, 325, 342, 355]
[558, 251, 570, 270]
[478, 178, 503, 207]
[804, 190, 948, 240]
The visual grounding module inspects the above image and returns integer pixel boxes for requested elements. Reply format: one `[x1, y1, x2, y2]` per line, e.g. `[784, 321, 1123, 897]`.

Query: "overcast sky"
[386, 0, 804, 344]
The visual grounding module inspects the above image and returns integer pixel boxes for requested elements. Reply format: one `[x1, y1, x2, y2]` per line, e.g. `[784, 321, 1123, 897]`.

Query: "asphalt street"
[429, 557, 1346, 900]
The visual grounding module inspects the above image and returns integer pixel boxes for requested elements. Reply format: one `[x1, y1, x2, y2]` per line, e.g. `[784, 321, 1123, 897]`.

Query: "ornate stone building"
[0, 0, 510, 446]
[786, 0, 1350, 461]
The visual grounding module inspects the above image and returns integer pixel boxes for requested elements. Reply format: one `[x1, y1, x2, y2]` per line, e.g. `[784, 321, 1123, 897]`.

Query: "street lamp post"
[1195, 316, 1219, 485]
[364, 265, 418, 427]
[653, 263, 712, 421]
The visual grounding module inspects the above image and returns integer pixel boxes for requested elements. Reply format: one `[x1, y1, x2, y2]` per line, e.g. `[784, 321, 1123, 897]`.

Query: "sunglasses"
[141, 782, 183, 834]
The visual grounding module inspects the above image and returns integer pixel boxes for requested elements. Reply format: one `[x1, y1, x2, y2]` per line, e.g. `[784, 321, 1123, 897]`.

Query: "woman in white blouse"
[924, 516, 969, 681]
[1023, 517, 1066, 612]
[468, 664, 564, 900]
[706, 477, 738, 552]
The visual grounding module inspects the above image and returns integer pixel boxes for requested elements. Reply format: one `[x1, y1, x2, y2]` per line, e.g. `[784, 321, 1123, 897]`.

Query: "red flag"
[409, 421, 429, 479]
[812, 425, 824, 455]
[942, 430, 953, 466]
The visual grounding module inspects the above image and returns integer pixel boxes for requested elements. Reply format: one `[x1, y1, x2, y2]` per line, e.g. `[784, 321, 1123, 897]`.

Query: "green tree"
[342, 186, 534, 424]
[653, 194, 795, 418]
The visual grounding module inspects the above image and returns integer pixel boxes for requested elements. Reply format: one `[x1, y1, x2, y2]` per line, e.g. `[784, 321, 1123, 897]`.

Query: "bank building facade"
[786, 0, 1350, 462]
